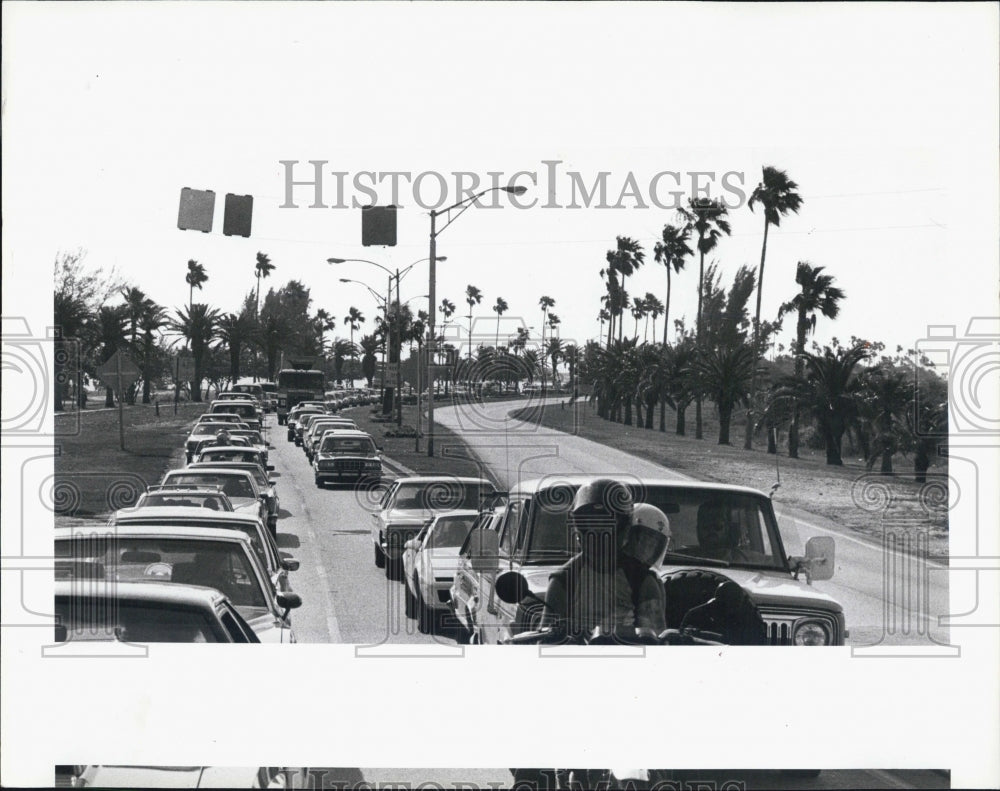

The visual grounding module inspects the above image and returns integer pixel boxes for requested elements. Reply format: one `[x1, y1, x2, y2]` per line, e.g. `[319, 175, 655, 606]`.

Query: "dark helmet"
[215, 429, 230, 443]
[570, 478, 634, 547]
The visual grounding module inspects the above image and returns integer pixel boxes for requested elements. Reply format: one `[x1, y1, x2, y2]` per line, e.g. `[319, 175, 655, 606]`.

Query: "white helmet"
[621, 503, 671, 568]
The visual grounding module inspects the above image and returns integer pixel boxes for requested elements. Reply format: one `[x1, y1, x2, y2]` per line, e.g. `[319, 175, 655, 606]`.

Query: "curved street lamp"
[427, 185, 527, 455]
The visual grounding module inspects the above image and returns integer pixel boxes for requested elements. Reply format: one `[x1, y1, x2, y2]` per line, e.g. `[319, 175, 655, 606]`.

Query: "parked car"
[371, 476, 496, 580]
[55, 525, 301, 642]
[304, 418, 359, 461]
[461, 475, 845, 645]
[402, 510, 481, 633]
[313, 430, 382, 487]
[184, 461, 279, 535]
[208, 400, 261, 431]
[286, 404, 325, 442]
[227, 428, 270, 464]
[107, 506, 298, 593]
[133, 485, 234, 512]
[449, 496, 508, 644]
[185, 422, 249, 462]
[161, 468, 268, 526]
[53, 581, 260, 643]
[188, 434, 252, 463]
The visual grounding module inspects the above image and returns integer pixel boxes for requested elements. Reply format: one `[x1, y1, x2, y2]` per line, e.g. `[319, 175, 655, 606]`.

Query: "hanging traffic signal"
[223, 193, 254, 237]
[177, 188, 215, 232]
[362, 205, 397, 246]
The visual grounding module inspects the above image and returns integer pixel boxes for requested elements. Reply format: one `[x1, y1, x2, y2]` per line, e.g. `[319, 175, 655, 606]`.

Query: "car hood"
[513, 563, 841, 613]
[232, 498, 261, 512]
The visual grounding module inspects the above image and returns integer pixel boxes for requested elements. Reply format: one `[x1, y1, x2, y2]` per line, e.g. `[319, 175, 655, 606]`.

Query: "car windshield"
[214, 403, 256, 418]
[55, 537, 269, 612]
[524, 484, 785, 570]
[138, 493, 232, 511]
[199, 450, 261, 465]
[393, 482, 488, 511]
[230, 431, 263, 444]
[165, 473, 256, 499]
[426, 515, 478, 548]
[320, 438, 376, 455]
[192, 424, 232, 437]
[54, 599, 221, 642]
[278, 371, 325, 390]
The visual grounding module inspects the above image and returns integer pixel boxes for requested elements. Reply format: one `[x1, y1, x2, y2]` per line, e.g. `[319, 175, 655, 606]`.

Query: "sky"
[2, 3, 999, 786]
[3, 3, 998, 366]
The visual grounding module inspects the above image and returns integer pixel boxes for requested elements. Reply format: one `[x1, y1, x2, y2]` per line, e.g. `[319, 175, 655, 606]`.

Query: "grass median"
[53, 401, 205, 518]
[511, 398, 949, 560]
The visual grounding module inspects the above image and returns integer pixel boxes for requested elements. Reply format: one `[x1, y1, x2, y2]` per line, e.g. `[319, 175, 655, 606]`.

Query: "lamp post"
[329, 256, 443, 423]
[426, 185, 526, 456]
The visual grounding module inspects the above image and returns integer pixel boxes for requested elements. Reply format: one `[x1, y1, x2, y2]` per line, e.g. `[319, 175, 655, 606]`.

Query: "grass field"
[511, 398, 950, 560]
[53, 401, 205, 518]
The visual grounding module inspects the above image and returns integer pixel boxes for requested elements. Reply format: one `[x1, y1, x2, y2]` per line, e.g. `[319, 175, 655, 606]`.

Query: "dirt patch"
[511, 400, 950, 560]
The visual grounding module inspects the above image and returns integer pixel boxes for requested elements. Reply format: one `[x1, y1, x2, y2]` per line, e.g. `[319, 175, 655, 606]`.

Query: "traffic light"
[223, 193, 254, 237]
[177, 188, 215, 232]
[361, 205, 397, 246]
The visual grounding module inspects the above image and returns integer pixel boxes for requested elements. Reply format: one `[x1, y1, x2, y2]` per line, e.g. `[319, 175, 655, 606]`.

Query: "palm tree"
[778, 261, 846, 458]
[644, 294, 664, 344]
[120, 286, 148, 348]
[545, 336, 563, 389]
[492, 297, 509, 351]
[330, 338, 357, 386]
[53, 292, 90, 410]
[687, 344, 757, 445]
[254, 252, 275, 314]
[744, 166, 803, 449]
[184, 260, 208, 314]
[90, 305, 130, 406]
[359, 333, 380, 387]
[597, 308, 611, 347]
[677, 197, 732, 439]
[856, 364, 912, 474]
[314, 308, 336, 358]
[216, 310, 257, 384]
[563, 343, 580, 399]
[793, 344, 869, 465]
[342, 306, 365, 383]
[137, 300, 168, 404]
[465, 285, 483, 362]
[538, 296, 555, 391]
[652, 224, 692, 344]
[630, 296, 646, 340]
[605, 237, 645, 343]
[171, 303, 220, 402]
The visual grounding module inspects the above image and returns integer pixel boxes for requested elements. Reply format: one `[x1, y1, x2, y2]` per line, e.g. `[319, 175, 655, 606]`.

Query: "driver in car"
[538, 479, 670, 643]
[695, 500, 750, 562]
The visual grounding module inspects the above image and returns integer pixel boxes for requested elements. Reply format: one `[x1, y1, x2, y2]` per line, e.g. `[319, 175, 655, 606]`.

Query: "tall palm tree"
[254, 252, 275, 314]
[631, 296, 646, 340]
[744, 166, 803, 449]
[677, 197, 732, 439]
[359, 333, 380, 387]
[652, 224, 692, 344]
[465, 285, 483, 362]
[778, 261, 846, 458]
[185, 260, 208, 314]
[644, 293, 664, 343]
[330, 338, 357, 386]
[342, 306, 365, 383]
[171, 303, 219, 402]
[120, 286, 148, 348]
[137, 299, 167, 404]
[492, 296, 509, 350]
[314, 308, 336, 358]
[538, 296, 555, 391]
[597, 308, 611, 347]
[545, 336, 563, 389]
[605, 236, 645, 343]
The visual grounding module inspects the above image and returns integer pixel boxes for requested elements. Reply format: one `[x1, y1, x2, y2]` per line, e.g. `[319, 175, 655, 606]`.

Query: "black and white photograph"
[2, 2, 998, 789]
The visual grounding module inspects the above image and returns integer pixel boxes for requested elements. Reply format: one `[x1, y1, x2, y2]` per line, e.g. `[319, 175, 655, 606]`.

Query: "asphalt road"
[431, 398, 950, 651]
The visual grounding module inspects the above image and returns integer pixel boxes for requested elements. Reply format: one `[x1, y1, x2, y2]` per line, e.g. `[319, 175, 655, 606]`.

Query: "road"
[431, 398, 950, 651]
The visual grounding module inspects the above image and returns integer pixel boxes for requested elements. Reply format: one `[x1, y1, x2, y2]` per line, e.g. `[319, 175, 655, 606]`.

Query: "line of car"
[55, 390, 304, 644]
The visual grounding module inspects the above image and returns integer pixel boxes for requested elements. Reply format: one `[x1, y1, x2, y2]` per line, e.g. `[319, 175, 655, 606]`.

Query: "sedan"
[55, 525, 302, 643]
[161, 468, 268, 526]
[402, 510, 480, 633]
[53, 581, 260, 643]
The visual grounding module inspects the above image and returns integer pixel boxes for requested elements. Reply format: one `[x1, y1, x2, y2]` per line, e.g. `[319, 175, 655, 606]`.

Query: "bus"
[276, 363, 326, 425]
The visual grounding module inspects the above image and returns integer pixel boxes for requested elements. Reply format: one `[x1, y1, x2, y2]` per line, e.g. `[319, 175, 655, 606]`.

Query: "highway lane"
[432, 397, 951, 650]
[265, 415, 446, 645]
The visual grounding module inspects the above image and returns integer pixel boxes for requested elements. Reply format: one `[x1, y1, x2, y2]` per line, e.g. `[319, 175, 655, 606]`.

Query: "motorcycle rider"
[538, 479, 670, 643]
[211, 429, 231, 447]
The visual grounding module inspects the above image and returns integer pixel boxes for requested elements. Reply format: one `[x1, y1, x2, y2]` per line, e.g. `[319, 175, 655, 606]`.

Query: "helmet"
[215, 429, 230, 443]
[570, 478, 634, 554]
[621, 503, 671, 567]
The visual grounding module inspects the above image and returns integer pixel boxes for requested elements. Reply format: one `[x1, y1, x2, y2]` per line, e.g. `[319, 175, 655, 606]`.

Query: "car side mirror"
[267, 465, 275, 471]
[280, 556, 300, 572]
[466, 527, 500, 573]
[276, 591, 302, 611]
[495, 570, 531, 605]
[269, 478, 276, 485]
[790, 536, 836, 584]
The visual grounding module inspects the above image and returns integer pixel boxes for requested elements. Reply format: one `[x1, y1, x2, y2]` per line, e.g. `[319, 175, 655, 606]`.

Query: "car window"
[499, 500, 524, 557]
[54, 599, 221, 643]
[427, 515, 477, 549]
[392, 482, 488, 511]
[220, 606, 254, 643]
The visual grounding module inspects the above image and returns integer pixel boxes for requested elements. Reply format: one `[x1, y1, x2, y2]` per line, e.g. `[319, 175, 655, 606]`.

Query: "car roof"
[196, 446, 263, 454]
[508, 475, 767, 498]
[57, 524, 255, 546]
[429, 509, 481, 522]
[54, 580, 226, 606]
[113, 506, 259, 524]
[166, 467, 256, 479]
[319, 430, 373, 441]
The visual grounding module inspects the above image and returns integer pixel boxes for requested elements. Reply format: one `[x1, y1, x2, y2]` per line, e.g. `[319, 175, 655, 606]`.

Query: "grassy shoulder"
[54, 402, 203, 518]
[511, 399, 949, 560]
